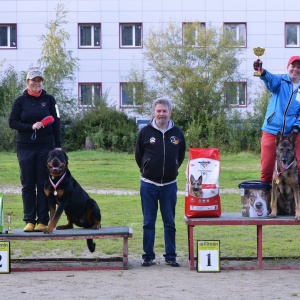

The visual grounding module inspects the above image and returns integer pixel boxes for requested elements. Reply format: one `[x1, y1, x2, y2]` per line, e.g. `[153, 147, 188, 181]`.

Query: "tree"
[252, 85, 270, 127]
[0, 66, 25, 150]
[37, 2, 79, 119]
[127, 22, 245, 132]
[0, 66, 24, 116]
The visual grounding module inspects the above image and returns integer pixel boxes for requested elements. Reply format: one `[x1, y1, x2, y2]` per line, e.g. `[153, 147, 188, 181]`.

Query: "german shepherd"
[189, 174, 203, 197]
[43, 150, 101, 252]
[269, 131, 300, 220]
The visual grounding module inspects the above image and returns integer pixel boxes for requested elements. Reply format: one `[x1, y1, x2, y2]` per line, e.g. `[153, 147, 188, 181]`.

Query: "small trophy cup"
[253, 47, 266, 76]
[6, 211, 13, 234]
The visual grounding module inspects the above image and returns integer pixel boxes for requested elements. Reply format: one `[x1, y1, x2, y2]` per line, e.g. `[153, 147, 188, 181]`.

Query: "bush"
[62, 107, 138, 152]
[0, 116, 16, 151]
[183, 105, 264, 154]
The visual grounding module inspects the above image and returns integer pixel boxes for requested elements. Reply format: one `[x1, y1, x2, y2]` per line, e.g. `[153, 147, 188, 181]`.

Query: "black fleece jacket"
[135, 120, 186, 184]
[9, 89, 61, 150]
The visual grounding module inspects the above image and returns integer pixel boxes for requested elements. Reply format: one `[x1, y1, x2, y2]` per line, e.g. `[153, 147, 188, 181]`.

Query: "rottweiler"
[44, 149, 101, 252]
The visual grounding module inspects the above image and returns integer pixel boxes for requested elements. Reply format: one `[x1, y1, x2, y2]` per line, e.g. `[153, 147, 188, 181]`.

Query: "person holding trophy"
[254, 54, 300, 184]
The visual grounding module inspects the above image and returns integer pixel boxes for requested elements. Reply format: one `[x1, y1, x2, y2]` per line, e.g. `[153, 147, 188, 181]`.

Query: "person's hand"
[32, 122, 44, 130]
[253, 59, 262, 71]
[291, 127, 299, 135]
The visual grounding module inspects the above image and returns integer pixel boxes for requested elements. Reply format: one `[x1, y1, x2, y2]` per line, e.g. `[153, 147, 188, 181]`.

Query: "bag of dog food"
[185, 148, 221, 218]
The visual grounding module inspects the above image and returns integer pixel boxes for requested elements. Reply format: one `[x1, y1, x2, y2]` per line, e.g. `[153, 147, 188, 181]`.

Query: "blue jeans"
[140, 180, 177, 261]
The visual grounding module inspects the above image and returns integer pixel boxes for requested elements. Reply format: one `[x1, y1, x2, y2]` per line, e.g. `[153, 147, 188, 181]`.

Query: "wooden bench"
[0, 226, 133, 271]
[185, 213, 300, 270]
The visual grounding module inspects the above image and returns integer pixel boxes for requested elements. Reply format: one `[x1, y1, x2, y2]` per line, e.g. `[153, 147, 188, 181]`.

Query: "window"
[224, 23, 246, 47]
[120, 82, 143, 107]
[79, 24, 101, 48]
[225, 82, 247, 107]
[0, 24, 17, 48]
[120, 23, 142, 48]
[137, 120, 150, 131]
[79, 83, 101, 107]
[286, 23, 300, 47]
[183, 22, 205, 46]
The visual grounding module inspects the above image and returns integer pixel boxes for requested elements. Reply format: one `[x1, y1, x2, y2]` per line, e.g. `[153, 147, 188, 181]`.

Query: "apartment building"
[0, 0, 299, 126]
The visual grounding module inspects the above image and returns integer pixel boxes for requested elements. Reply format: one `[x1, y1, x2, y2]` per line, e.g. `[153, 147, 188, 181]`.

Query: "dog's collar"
[275, 159, 296, 177]
[49, 172, 67, 196]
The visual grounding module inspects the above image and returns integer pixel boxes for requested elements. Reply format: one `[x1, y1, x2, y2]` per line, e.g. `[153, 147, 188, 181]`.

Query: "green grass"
[0, 150, 260, 190]
[1, 150, 298, 261]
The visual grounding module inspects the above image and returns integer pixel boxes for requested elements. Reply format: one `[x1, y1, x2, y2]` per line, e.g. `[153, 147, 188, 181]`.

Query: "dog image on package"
[189, 174, 203, 198]
[242, 188, 270, 217]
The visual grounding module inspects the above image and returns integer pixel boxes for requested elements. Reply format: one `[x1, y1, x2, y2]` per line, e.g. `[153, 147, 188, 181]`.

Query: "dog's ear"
[289, 131, 297, 146]
[198, 175, 203, 182]
[46, 150, 52, 164]
[64, 152, 69, 165]
[190, 174, 195, 183]
[275, 131, 283, 145]
[245, 189, 251, 198]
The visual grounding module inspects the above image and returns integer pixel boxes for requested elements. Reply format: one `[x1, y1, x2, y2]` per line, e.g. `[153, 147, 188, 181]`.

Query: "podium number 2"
[0, 242, 11, 274]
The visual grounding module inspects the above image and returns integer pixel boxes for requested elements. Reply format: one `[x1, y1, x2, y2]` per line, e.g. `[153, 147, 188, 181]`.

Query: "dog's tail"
[87, 239, 96, 253]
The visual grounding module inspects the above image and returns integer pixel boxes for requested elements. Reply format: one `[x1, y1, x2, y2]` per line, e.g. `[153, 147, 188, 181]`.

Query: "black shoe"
[141, 259, 153, 267]
[165, 259, 180, 267]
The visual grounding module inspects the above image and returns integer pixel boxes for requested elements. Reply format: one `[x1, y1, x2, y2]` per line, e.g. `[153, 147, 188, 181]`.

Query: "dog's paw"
[295, 215, 300, 221]
[56, 224, 73, 230]
[43, 226, 53, 234]
[91, 223, 101, 229]
[268, 213, 277, 218]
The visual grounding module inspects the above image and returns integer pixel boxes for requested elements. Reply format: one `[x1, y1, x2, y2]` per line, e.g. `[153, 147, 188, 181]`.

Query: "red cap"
[288, 56, 300, 65]
[41, 116, 54, 127]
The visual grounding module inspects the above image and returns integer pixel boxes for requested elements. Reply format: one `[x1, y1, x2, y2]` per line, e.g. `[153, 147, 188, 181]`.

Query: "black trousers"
[17, 148, 50, 225]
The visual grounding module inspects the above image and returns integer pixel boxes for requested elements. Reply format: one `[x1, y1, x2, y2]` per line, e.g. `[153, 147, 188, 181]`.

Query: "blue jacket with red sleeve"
[260, 69, 300, 136]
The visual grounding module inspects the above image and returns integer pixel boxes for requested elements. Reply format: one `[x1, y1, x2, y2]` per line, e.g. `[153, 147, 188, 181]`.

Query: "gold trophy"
[253, 47, 266, 76]
[6, 211, 13, 234]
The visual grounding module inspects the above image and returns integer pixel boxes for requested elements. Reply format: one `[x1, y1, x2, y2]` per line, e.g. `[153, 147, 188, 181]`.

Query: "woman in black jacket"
[9, 69, 62, 232]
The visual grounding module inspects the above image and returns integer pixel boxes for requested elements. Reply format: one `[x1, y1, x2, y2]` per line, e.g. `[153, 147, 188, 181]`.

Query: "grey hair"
[152, 97, 172, 112]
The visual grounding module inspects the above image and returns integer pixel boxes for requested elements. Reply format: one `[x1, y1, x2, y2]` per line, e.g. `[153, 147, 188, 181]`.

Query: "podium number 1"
[206, 253, 211, 266]
[197, 240, 220, 272]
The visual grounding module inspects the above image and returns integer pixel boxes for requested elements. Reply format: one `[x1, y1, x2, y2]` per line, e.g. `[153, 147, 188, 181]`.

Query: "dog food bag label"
[185, 148, 221, 218]
[0, 194, 3, 233]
